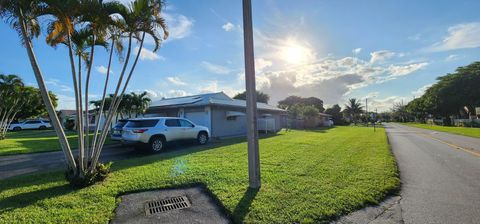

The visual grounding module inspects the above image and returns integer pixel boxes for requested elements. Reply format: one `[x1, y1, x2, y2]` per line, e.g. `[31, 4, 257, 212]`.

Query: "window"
[226, 116, 237, 121]
[165, 119, 181, 127]
[114, 120, 128, 128]
[179, 119, 194, 127]
[26, 121, 41, 124]
[125, 119, 159, 128]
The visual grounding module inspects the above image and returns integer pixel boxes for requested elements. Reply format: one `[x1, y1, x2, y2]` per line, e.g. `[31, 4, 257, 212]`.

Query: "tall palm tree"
[2, 0, 168, 184]
[344, 98, 364, 125]
[0, 0, 77, 169]
[91, 0, 168, 168]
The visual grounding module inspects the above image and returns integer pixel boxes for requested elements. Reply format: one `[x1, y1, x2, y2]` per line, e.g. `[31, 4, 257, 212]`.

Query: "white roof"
[149, 92, 285, 112]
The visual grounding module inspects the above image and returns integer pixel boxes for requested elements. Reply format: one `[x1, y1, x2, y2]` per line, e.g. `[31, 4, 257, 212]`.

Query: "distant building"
[145, 92, 287, 138]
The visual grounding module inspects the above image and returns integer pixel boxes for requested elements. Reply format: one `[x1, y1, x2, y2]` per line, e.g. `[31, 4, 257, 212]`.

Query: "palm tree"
[0, 74, 25, 139]
[344, 98, 364, 125]
[1, 0, 168, 184]
[0, 0, 77, 169]
[91, 0, 168, 168]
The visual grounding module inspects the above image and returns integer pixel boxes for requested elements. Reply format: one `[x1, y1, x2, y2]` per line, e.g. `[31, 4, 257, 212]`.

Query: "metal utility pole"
[242, 0, 261, 189]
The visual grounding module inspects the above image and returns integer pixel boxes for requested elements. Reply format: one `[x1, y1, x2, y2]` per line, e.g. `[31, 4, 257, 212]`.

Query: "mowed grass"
[0, 130, 114, 156]
[403, 123, 480, 138]
[0, 127, 399, 223]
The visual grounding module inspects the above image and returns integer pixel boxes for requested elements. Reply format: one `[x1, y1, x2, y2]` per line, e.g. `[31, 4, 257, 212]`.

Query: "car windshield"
[125, 119, 159, 128]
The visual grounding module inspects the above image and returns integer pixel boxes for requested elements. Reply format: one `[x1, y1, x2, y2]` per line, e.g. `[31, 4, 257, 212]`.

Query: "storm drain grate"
[145, 196, 191, 215]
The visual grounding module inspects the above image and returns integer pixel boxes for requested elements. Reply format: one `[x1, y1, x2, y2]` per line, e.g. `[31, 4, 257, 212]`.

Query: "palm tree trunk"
[89, 34, 133, 172]
[77, 54, 85, 165]
[84, 35, 96, 167]
[90, 39, 114, 160]
[92, 32, 145, 168]
[18, 13, 76, 170]
[95, 32, 145, 160]
[66, 30, 85, 175]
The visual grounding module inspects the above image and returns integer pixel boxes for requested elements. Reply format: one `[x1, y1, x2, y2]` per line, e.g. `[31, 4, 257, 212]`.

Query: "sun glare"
[279, 39, 313, 65]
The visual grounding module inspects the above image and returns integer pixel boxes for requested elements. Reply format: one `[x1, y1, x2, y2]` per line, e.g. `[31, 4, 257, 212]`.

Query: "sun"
[279, 39, 313, 65]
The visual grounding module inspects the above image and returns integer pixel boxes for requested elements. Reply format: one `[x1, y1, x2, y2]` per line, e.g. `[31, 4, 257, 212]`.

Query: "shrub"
[65, 161, 112, 188]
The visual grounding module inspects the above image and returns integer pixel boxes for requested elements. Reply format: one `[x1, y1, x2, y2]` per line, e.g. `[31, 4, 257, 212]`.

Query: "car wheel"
[13, 127, 21, 131]
[197, 132, 208, 145]
[39, 126, 47, 130]
[149, 136, 165, 153]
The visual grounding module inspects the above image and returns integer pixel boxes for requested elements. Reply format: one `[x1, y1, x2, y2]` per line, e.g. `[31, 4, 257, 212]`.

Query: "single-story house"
[145, 92, 287, 138]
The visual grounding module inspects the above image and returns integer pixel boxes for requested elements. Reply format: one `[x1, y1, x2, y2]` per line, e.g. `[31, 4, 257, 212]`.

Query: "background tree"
[343, 98, 364, 125]
[15, 86, 58, 120]
[233, 90, 270, 104]
[0, 75, 54, 139]
[278, 95, 325, 112]
[0, 74, 25, 139]
[405, 61, 480, 123]
[325, 104, 344, 125]
[302, 105, 320, 121]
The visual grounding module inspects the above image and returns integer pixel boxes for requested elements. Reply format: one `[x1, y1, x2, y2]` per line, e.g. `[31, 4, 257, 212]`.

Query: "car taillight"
[133, 129, 148, 133]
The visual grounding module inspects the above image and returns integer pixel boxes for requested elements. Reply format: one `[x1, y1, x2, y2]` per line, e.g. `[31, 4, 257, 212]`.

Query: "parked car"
[111, 119, 129, 141]
[9, 120, 52, 131]
[122, 117, 210, 153]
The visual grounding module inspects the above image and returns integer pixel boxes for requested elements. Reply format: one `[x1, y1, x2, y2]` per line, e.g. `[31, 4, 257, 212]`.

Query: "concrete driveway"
[385, 123, 480, 224]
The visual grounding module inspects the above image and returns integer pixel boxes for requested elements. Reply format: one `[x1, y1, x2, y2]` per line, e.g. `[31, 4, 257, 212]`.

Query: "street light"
[242, 0, 261, 189]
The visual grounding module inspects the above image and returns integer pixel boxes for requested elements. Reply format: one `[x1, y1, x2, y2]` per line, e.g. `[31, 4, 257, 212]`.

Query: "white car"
[122, 117, 210, 153]
[9, 120, 52, 131]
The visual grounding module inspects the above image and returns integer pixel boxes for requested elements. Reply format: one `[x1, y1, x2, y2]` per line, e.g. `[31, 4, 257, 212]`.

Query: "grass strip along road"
[403, 123, 480, 138]
[0, 130, 114, 156]
[0, 127, 398, 223]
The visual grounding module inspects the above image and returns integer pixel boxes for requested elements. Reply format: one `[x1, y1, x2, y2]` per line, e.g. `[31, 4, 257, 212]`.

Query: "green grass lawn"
[0, 130, 114, 156]
[0, 127, 399, 223]
[402, 123, 480, 138]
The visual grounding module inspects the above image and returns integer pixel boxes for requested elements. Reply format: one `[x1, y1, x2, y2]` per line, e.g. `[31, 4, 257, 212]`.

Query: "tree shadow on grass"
[0, 183, 74, 212]
[231, 187, 259, 223]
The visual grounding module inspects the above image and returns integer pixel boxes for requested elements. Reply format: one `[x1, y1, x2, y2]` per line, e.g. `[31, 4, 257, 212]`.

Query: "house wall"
[210, 107, 248, 138]
[146, 105, 285, 138]
[210, 106, 284, 138]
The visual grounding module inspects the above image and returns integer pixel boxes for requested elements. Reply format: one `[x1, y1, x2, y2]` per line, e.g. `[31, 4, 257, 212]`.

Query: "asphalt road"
[0, 144, 142, 180]
[385, 123, 480, 224]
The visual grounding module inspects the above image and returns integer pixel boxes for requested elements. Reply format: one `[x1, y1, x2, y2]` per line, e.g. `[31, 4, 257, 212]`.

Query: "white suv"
[9, 120, 52, 131]
[122, 117, 210, 153]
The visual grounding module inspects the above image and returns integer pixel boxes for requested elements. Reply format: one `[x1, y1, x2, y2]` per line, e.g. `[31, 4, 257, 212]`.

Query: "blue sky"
[1, 0, 480, 111]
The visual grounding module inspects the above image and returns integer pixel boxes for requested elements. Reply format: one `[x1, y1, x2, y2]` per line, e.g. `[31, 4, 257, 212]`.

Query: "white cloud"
[222, 22, 235, 32]
[255, 55, 428, 105]
[135, 47, 165, 61]
[199, 80, 219, 93]
[428, 22, 480, 52]
[387, 62, 429, 77]
[444, 54, 463, 62]
[45, 79, 73, 92]
[353, 48, 362, 54]
[144, 89, 158, 98]
[166, 76, 187, 86]
[201, 61, 231, 74]
[56, 94, 76, 110]
[255, 58, 273, 72]
[367, 96, 410, 112]
[95, 65, 112, 75]
[411, 83, 433, 96]
[370, 50, 396, 63]
[163, 13, 194, 40]
[167, 90, 189, 97]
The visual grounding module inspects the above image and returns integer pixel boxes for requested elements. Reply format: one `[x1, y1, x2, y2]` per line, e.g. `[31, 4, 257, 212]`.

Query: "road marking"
[419, 133, 480, 157]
